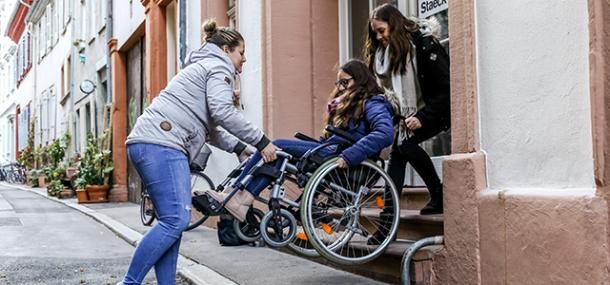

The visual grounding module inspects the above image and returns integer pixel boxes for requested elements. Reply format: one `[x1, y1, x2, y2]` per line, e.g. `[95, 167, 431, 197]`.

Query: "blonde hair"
[201, 19, 243, 51]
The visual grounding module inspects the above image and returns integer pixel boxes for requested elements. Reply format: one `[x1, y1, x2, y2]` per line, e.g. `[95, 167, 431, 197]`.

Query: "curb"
[0, 182, 237, 285]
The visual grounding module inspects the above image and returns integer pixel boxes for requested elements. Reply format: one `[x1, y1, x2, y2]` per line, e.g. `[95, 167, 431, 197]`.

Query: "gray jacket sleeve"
[206, 68, 269, 150]
[207, 126, 241, 153]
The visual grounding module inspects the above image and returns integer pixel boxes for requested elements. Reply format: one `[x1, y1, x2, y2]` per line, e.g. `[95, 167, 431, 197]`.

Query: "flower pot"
[59, 187, 75, 199]
[38, 175, 47, 188]
[86, 184, 110, 202]
[76, 189, 88, 203]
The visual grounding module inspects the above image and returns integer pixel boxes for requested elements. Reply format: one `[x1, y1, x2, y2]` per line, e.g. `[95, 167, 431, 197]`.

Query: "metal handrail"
[401, 235, 444, 285]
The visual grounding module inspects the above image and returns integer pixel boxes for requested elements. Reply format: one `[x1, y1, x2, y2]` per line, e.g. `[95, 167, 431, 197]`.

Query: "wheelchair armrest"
[294, 132, 319, 143]
[325, 125, 356, 144]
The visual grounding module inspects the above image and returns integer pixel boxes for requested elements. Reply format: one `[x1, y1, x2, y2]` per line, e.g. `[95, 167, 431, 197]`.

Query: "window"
[81, 1, 88, 42]
[85, 103, 91, 137]
[75, 109, 80, 153]
[40, 91, 48, 144]
[61, 56, 72, 104]
[96, 0, 106, 32]
[48, 88, 57, 138]
[88, 0, 95, 41]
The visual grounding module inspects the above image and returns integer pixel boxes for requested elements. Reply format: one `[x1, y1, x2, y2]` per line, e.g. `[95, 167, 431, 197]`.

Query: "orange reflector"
[296, 232, 308, 241]
[322, 223, 333, 234]
[376, 195, 384, 208]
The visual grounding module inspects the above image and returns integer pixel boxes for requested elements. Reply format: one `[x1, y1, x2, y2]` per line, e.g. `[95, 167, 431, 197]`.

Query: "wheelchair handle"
[325, 124, 356, 144]
[276, 150, 292, 160]
[294, 132, 319, 143]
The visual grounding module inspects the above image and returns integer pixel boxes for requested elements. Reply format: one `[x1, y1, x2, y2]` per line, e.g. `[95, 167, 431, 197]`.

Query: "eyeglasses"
[334, 77, 353, 88]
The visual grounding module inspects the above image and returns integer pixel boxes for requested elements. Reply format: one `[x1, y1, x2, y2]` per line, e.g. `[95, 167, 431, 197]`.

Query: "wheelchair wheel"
[259, 209, 297, 248]
[233, 207, 265, 242]
[185, 171, 215, 231]
[140, 190, 156, 226]
[301, 157, 400, 265]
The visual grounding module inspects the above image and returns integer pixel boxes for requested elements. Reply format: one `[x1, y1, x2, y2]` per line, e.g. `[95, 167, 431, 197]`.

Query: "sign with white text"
[418, 0, 448, 18]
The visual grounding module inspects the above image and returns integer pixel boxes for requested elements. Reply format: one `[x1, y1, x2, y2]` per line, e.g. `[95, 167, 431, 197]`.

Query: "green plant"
[17, 121, 36, 169]
[29, 169, 40, 187]
[35, 145, 49, 168]
[77, 131, 114, 186]
[47, 179, 63, 197]
[48, 133, 71, 167]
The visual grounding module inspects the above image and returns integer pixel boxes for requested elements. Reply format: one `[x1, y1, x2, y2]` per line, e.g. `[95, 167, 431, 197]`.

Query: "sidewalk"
[2, 183, 389, 285]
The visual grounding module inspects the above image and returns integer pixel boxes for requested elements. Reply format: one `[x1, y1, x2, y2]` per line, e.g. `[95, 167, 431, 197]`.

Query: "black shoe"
[420, 199, 443, 215]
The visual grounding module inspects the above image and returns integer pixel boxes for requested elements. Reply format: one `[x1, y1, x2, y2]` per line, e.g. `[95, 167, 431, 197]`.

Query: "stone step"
[365, 186, 431, 211]
[355, 208, 443, 241]
[280, 238, 442, 284]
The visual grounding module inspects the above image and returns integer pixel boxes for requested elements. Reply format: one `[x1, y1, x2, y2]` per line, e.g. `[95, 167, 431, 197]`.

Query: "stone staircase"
[198, 186, 444, 284]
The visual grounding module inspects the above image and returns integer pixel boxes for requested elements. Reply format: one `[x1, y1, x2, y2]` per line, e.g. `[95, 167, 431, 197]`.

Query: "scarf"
[326, 94, 347, 114]
[374, 45, 421, 143]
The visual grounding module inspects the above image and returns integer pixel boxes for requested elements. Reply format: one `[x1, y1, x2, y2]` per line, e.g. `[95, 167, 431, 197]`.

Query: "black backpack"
[217, 215, 250, 246]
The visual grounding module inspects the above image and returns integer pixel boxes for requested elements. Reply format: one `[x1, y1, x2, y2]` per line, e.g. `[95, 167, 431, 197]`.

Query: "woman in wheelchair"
[203, 59, 395, 222]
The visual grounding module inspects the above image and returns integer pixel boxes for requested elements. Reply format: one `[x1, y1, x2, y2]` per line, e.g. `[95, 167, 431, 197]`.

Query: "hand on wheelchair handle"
[336, 157, 348, 168]
[261, 143, 278, 163]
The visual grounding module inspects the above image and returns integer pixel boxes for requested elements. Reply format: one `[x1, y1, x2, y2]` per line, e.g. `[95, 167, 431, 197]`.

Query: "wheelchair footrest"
[192, 193, 222, 216]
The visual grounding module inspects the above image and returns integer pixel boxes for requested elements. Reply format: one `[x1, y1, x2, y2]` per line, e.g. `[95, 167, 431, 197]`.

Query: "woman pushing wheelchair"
[200, 59, 395, 223]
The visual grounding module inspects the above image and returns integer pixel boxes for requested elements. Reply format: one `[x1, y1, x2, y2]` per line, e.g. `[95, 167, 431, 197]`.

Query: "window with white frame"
[51, 2, 57, 45]
[39, 91, 47, 145]
[46, 5, 52, 52]
[48, 87, 57, 139]
[96, 0, 106, 33]
[88, 0, 95, 41]
[81, 1, 88, 42]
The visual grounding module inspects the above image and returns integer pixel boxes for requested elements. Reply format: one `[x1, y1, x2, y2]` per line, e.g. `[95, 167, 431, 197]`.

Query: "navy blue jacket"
[323, 95, 394, 166]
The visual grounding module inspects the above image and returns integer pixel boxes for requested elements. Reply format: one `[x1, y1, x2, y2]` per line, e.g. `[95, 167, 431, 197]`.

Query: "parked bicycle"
[139, 146, 215, 231]
[2, 163, 26, 184]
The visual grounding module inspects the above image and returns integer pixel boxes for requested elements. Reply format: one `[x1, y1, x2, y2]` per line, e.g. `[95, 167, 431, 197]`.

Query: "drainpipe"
[106, 0, 113, 104]
[401, 236, 444, 285]
[179, 0, 186, 68]
[69, 1, 77, 152]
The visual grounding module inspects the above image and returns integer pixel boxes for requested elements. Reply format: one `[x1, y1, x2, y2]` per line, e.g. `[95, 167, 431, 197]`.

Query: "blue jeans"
[122, 143, 192, 285]
[236, 139, 335, 196]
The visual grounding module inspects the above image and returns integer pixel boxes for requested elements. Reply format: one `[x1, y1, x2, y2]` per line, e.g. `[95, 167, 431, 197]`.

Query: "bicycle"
[139, 146, 215, 232]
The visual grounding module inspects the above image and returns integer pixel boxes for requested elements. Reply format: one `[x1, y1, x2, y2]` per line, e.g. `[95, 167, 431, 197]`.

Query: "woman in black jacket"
[363, 3, 450, 243]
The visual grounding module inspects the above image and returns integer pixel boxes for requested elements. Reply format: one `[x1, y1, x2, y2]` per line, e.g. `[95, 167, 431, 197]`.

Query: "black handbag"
[217, 215, 249, 246]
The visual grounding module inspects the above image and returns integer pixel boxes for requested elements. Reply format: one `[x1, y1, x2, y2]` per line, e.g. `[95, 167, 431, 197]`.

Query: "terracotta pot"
[86, 184, 110, 202]
[76, 189, 89, 203]
[38, 176, 47, 188]
[59, 187, 75, 199]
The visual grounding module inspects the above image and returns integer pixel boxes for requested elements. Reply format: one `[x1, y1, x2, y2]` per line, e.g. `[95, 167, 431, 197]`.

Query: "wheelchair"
[193, 125, 401, 265]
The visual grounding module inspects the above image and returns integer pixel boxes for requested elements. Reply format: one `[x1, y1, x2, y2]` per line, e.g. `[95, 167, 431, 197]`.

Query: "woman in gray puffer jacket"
[119, 19, 278, 285]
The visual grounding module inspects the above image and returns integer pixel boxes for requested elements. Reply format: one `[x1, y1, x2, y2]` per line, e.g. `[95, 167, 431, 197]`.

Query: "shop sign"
[418, 0, 448, 18]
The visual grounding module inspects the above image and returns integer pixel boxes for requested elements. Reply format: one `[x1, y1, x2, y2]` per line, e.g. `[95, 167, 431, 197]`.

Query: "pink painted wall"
[263, 0, 338, 139]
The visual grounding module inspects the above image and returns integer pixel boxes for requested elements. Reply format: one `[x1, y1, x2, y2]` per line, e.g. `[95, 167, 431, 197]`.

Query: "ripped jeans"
[122, 143, 192, 285]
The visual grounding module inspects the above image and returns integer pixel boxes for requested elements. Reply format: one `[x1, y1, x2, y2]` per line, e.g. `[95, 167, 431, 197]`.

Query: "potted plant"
[74, 177, 88, 203]
[78, 131, 114, 202]
[30, 169, 40, 188]
[46, 179, 62, 197]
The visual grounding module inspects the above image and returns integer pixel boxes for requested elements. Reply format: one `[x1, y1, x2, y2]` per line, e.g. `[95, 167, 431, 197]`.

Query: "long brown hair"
[363, 4, 418, 75]
[323, 60, 384, 137]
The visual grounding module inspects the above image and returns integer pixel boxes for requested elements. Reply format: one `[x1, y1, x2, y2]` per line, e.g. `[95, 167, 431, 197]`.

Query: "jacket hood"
[185, 42, 235, 73]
